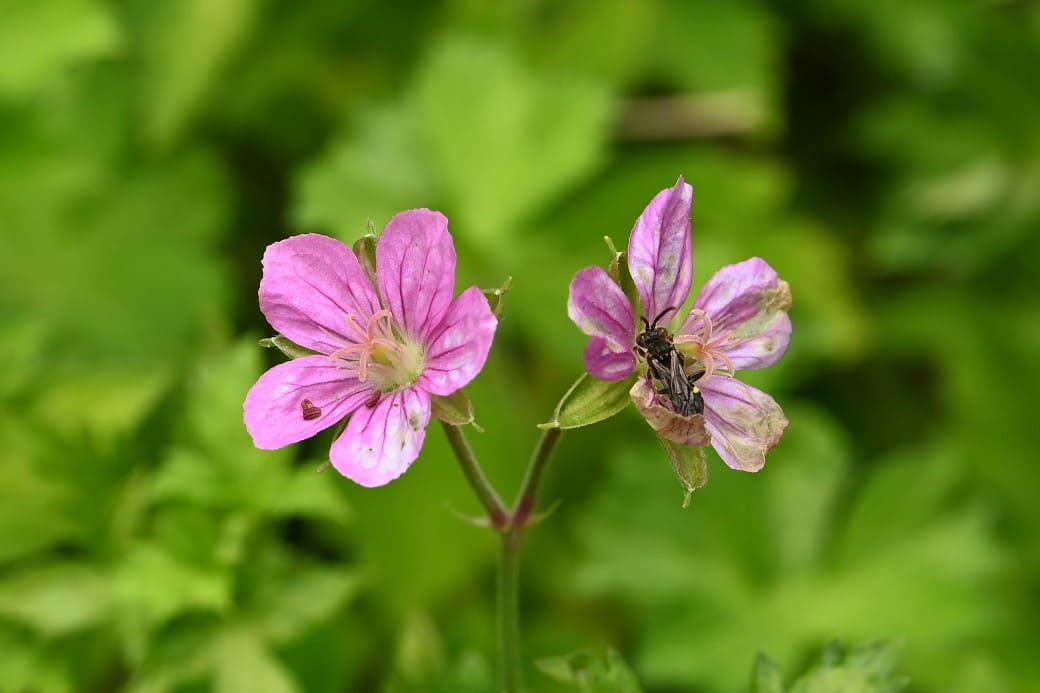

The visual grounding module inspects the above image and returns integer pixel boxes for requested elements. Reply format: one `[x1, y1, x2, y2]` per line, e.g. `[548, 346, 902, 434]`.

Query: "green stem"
[498, 528, 522, 693]
[441, 422, 509, 529]
[441, 422, 565, 693]
[512, 427, 563, 526]
[500, 427, 564, 692]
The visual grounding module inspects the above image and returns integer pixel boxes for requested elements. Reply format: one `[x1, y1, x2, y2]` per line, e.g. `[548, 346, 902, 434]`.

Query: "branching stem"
[441, 421, 564, 693]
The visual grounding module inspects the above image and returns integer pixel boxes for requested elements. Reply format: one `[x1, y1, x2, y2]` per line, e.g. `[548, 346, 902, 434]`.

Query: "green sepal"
[604, 236, 640, 318]
[431, 389, 483, 431]
[258, 335, 320, 359]
[659, 439, 708, 507]
[539, 372, 637, 430]
[483, 276, 513, 318]
[352, 232, 378, 285]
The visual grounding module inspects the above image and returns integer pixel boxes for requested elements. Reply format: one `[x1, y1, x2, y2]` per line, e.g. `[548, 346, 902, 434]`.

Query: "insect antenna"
[650, 305, 678, 329]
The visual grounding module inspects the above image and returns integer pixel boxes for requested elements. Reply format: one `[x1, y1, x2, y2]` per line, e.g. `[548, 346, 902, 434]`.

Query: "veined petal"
[630, 378, 710, 446]
[420, 286, 498, 396]
[260, 234, 382, 354]
[686, 257, 792, 370]
[584, 337, 637, 381]
[330, 388, 432, 487]
[627, 177, 693, 323]
[244, 355, 375, 450]
[568, 266, 637, 380]
[377, 209, 456, 343]
[700, 376, 787, 472]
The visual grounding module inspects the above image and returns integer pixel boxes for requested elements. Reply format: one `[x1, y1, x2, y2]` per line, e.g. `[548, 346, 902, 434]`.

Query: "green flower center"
[328, 310, 425, 392]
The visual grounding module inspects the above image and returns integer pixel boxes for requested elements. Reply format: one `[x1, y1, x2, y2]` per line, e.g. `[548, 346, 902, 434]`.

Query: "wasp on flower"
[568, 177, 791, 472]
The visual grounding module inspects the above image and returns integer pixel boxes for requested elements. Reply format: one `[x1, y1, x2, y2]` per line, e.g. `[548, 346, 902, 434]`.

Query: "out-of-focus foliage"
[752, 641, 907, 693]
[2, 0, 1038, 691]
[538, 649, 643, 692]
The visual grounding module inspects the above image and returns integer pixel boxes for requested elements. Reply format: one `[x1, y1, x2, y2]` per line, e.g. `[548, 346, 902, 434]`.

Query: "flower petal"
[584, 336, 638, 381]
[420, 286, 498, 396]
[377, 209, 457, 343]
[626, 177, 694, 323]
[567, 266, 637, 380]
[699, 376, 787, 472]
[330, 387, 432, 487]
[260, 234, 382, 354]
[244, 355, 375, 450]
[685, 257, 792, 370]
[630, 378, 710, 446]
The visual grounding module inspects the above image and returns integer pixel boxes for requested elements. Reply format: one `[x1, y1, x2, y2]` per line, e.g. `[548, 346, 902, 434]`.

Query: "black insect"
[635, 306, 705, 416]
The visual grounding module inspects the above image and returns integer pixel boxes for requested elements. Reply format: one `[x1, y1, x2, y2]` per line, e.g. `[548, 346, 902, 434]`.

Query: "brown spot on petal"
[301, 399, 322, 421]
[365, 391, 382, 408]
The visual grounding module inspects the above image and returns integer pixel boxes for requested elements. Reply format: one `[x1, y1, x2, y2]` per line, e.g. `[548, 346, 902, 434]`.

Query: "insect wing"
[667, 349, 695, 415]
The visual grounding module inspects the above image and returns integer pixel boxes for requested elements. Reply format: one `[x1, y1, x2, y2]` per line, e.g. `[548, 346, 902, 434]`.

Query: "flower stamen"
[676, 309, 736, 381]
[328, 309, 424, 390]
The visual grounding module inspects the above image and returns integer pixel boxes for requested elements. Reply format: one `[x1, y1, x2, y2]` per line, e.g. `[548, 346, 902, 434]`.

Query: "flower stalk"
[498, 528, 522, 693]
[441, 421, 509, 529]
[442, 422, 563, 693]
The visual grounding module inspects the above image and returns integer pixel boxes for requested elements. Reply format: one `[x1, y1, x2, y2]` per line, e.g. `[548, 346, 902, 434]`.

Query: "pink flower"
[244, 210, 497, 486]
[567, 177, 791, 472]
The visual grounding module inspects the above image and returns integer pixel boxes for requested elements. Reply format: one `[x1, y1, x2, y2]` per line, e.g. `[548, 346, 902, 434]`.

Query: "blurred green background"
[3, 0, 1039, 691]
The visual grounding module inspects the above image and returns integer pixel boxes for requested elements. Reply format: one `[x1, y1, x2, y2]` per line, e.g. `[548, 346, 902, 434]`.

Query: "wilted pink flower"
[244, 210, 497, 486]
[568, 177, 791, 471]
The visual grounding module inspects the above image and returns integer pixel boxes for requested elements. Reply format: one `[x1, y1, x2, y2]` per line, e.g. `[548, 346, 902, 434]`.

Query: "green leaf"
[751, 654, 785, 693]
[247, 568, 363, 645]
[541, 373, 637, 430]
[155, 340, 350, 525]
[392, 612, 445, 682]
[537, 649, 644, 692]
[0, 626, 73, 693]
[111, 543, 231, 631]
[649, 0, 781, 135]
[138, 0, 261, 149]
[0, 423, 75, 562]
[213, 630, 299, 693]
[29, 367, 172, 439]
[293, 106, 434, 239]
[788, 641, 907, 693]
[0, 0, 120, 98]
[659, 439, 708, 507]
[2, 149, 232, 372]
[412, 35, 613, 242]
[0, 563, 111, 636]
